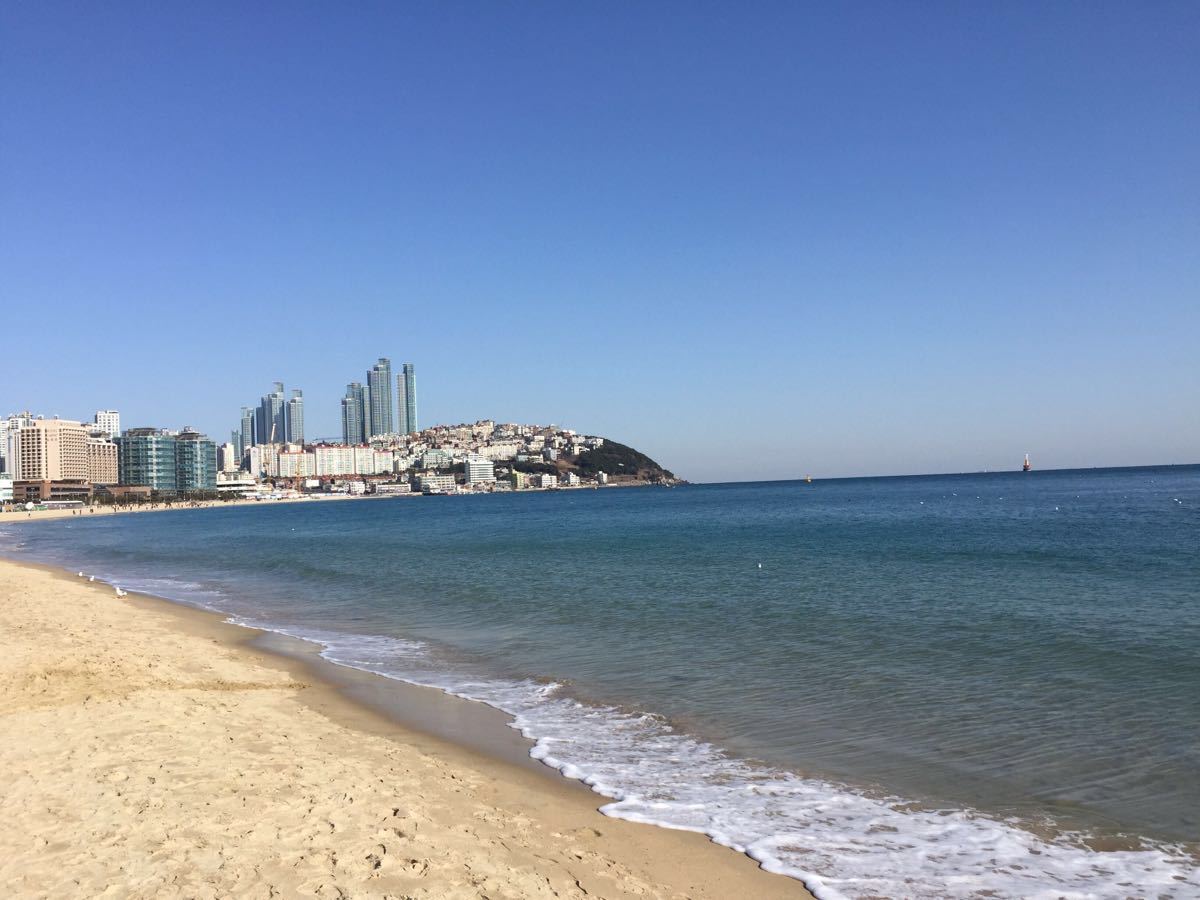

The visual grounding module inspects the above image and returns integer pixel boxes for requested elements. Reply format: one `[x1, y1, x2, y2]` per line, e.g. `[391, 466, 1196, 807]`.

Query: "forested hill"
[572, 440, 678, 483]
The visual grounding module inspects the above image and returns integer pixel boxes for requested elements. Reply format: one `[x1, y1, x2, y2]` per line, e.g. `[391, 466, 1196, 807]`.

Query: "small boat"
[1023, 453, 1032, 472]
[804, 474, 813, 484]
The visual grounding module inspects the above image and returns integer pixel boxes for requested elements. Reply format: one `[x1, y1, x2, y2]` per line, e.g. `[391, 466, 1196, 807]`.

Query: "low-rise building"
[216, 472, 258, 496]
[13, 480, 93, 503]
[415, 472, 456, 493]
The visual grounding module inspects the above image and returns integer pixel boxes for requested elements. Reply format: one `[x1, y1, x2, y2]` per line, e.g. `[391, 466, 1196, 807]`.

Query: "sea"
[2, 465, 1198, 899]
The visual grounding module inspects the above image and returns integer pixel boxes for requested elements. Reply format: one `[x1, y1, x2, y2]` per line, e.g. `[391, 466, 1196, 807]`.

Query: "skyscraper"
[256, 382, 287, 446]
[286, 390, 305, 445]
[367, 358, 393, 438]
[239, 406, 255, 452]
[397, 362, 418, 435]
[341, 382, 369, 445]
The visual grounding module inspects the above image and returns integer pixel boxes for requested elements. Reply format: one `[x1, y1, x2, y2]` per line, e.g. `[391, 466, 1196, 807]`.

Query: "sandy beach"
[0, 494, 367, 524]
[0, 557, 812, 899]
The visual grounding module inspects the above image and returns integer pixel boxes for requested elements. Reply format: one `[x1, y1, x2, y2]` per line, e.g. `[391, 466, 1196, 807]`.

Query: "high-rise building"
[256, 382, 287, 446]
[397, 362, 418, 435]
[341, 382, 369, 445]
[116, 427, 216, 493]
[175, 429, 218, 492]
[93, 410, 121, 439]
[286, 390, 305, 445]
[117, 429, 178, 491]
[15, 419, 89, 482]
[239, 407, 255, 453]
[367, 358, 393, 438]
[1, 411, 36, 475]
[86, 434, 119, 485]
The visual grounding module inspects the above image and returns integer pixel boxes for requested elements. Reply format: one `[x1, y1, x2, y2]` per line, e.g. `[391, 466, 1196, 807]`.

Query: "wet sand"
[0, 557, 813, 899]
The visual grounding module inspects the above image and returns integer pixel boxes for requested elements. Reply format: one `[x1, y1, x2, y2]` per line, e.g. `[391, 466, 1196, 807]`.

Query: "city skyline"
[2, 4, 1197, 482]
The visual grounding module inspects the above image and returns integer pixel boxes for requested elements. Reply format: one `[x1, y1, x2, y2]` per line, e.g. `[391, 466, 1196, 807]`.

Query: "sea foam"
[227, 619, 1200, 900]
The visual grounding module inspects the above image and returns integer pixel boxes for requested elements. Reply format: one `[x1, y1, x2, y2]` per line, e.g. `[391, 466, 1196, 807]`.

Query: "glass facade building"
[286, 389, 305, 445]
[367, 358, 393, 438]
[239, 406, 255, 453]
[117, 429, 177, 492]
[117, 428, 217, 493]
[341, 382, 369, 445]
[175, 430, 218, 492]
[398, 362, 418, 435]
[256, 382, 286, 446]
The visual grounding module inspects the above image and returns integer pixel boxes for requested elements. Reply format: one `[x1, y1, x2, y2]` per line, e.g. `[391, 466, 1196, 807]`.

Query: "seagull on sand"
[77, 571, 84, 577]
[115, 587, 127, 598]
[88, 575, 95, 582]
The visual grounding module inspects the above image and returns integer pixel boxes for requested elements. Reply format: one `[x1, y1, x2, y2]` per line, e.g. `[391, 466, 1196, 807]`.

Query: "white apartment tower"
[94, 410, 121, 439]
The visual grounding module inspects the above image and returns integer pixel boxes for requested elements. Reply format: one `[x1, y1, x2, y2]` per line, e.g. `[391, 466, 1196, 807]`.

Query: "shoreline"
[0, 554, 814, 898]
[0, 493, 377, 524]
[0, 480, 670, 525]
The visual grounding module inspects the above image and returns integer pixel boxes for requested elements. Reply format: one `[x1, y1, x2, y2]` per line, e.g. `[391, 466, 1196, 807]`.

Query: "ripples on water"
[4, 465, 1199, 898]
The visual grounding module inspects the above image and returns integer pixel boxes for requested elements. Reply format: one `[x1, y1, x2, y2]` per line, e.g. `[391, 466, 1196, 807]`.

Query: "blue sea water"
[3, 466, 1198, 898]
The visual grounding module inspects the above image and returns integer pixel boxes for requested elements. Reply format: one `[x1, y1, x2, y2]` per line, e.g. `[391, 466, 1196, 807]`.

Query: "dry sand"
[0, 558, 813, 899]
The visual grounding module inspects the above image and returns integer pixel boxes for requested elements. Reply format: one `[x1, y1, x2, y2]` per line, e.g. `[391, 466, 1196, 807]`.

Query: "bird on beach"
[88, 575, 95, 582]
[115, 587, 127, 598]
[77, 571, 84, 577]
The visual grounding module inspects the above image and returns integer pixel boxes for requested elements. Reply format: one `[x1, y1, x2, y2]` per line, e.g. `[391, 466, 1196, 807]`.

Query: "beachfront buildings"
[117, 427, 217, 493]
[93, 410, 121, 439]
[176, 429, 218, 492]
[117, 429, 178, 492]
[14, 418, 89, 482]
[464, 455, 496, 484]
[86, 434, 119, 485]
[398, 362, 417, 435]
[415, 472, 455, 493]
[0, 416, 121, 501]
[0, 411, 36, 475]
[367, 358, 393, 438]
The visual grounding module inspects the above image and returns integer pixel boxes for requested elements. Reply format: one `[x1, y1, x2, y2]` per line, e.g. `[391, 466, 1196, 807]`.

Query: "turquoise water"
[4, 466, 1198, 898]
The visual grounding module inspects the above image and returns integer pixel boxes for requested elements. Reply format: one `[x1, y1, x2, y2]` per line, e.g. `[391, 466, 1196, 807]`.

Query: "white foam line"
[17, 557, 1200, 899]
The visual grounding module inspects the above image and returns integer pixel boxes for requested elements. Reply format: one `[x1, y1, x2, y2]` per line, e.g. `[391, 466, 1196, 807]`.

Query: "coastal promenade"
[0, 556, 812, 899]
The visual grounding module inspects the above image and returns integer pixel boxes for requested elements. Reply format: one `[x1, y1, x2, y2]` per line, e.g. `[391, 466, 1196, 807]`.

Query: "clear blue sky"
[2, 2, 1196, 482]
